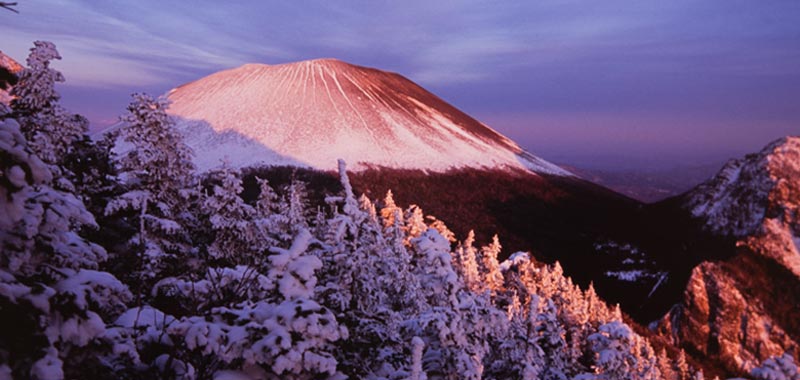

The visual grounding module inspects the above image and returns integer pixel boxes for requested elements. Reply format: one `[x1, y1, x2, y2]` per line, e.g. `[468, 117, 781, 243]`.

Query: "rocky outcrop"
[657, 251, 799, 375]
[0, 51, 23, 105]
[658, 136, 800, 376]
[686, 136, 800, 239]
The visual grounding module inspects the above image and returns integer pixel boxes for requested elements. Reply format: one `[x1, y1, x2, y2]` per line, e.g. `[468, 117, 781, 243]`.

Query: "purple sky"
[2, 1, 799, 170]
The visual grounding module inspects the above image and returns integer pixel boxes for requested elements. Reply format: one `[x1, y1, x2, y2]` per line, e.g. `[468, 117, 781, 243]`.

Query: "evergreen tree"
[255, 176, 280, 215]
[411, 229, 462, 308]
[380, 189, 402, 228]
[534, 297, 569, 380]
[585, 321, 639, 380]
[202, 162, 259, 263]
[480, 234, 504, 295]
[116, 93, 195, 205]
[455, 230, 483, 293]
[281, 175, 310, 236]
[750, 353, 800, 380]
[0, 115, 132, 380]
[405, 205, 427, 241]
[105, 93, 197, 289]
[252, 176, 285, 248]
[10, 41, 85, 166]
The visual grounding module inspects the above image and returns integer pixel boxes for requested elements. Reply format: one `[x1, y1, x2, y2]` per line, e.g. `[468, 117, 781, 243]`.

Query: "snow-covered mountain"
[685, 136, 800, 239]
[165, 58, 569, 175]
[0, 51, 23, 105]
[656, 136, 800, 374]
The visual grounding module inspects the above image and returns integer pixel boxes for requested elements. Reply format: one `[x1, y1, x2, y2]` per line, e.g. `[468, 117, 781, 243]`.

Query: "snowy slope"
[165, 59, 570, 175]
[685, 136, 800, 237]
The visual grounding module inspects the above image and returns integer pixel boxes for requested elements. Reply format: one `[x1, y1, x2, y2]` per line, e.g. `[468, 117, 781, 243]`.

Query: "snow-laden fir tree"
[750, 353, 800, 380]
[315, 161, 422, 378]
[674, 350, 691, 380]
[480, 234, 505, 296]
[201, 162, 260, 263]
[10, 41, 86, 167]
[405, 205, 428, 241]
[281, 175, 311, 235]
[380, 189, 403, 228]
[255, 176, 280, 215]
[105, 93, 197, 289]
[0, 115, 131, 380]
[454, 230, 483, 293]
[114, 93, 195, 205]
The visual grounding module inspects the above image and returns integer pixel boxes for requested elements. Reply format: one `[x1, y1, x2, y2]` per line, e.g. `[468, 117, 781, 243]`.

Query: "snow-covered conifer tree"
[0, 118, 105, 276]
[480, 234, 505, 295]
[105, 93, 196, 287]
[405, 205, 427, 241]
[0, 116, 132, 379]
[202, 162, 259, 263]
[281, 176, 310, 235]
[411, 229, 462, 307]
[10, 41, 85, 166]
[584, 320, 640, 380]
[750, 353, 800, 380]
[657, 349, 678, 380]
[534, 297, 569, 379]
[426, 215, 456, 243]
[255, 176, 280, 215]
[358, 193, 378, 222]
[455, 230, 483, 293]
[115, 93, 195, 205]
[252, 176, 286, 247]
[380, 189, 402, 228]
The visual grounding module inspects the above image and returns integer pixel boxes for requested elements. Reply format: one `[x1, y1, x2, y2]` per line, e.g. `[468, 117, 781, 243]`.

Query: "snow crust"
[163, 59, 571, 176]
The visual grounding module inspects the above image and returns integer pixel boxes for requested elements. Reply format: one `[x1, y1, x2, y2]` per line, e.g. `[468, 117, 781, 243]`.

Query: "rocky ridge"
[657, 136, 800, 375]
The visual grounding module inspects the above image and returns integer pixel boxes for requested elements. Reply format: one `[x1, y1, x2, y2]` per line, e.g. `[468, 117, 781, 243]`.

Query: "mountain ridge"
[655, 135, 800, 375]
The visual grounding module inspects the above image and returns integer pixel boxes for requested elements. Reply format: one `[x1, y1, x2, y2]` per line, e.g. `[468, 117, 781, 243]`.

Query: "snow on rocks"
[686, 136, 800, 238]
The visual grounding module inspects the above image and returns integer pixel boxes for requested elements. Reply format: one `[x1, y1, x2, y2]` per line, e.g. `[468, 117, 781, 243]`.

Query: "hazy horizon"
[3, 1, 798, 171]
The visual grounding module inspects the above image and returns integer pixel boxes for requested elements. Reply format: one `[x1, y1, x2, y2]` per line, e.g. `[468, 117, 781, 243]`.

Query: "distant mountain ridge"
[165, 58, 569, 175]
[564, 163, 724, 203]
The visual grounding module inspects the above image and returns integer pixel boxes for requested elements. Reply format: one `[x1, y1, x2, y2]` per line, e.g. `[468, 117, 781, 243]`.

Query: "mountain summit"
[686, 136, 800, 238]
[166, 58, 569, 175]
[655, 136, 800, 374]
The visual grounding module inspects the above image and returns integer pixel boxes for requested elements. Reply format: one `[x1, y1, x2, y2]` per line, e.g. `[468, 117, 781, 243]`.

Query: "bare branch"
[0, 2, 18, 13]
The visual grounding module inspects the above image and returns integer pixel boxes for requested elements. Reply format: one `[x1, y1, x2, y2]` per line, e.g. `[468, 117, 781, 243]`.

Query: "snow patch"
[605, 270, 667, 283]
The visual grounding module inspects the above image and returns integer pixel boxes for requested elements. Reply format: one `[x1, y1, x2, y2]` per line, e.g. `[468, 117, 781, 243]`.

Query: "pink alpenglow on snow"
[166, 59, 570, 175]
